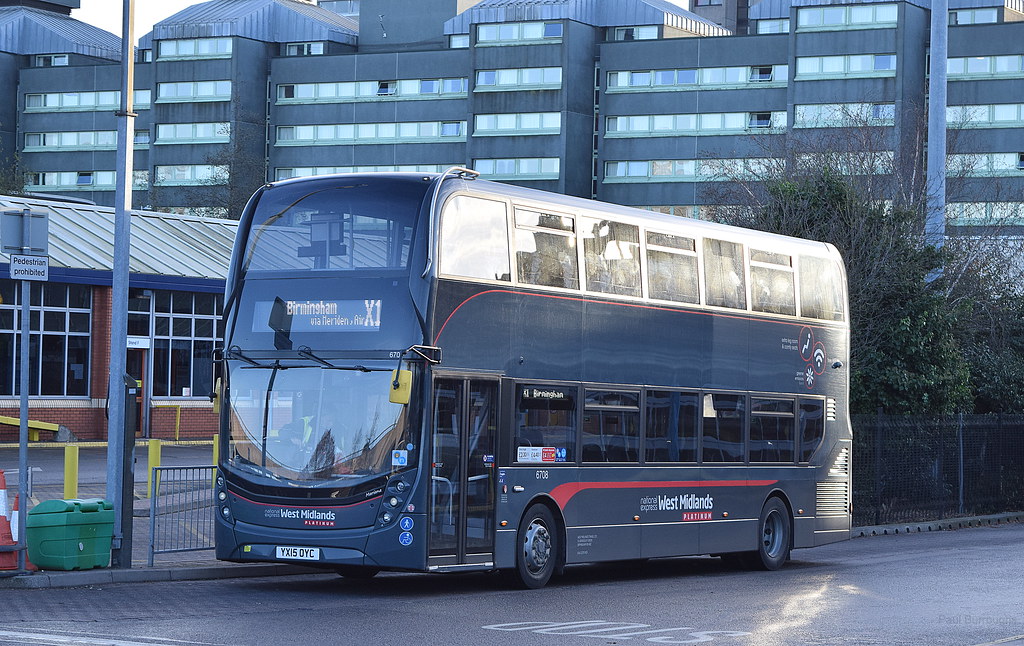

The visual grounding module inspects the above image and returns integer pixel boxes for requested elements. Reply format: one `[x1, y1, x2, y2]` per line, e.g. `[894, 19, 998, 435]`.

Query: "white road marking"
[0, 629, 221, 646]
[482, 621, 751, 642]
[970, 636, 1024, 646]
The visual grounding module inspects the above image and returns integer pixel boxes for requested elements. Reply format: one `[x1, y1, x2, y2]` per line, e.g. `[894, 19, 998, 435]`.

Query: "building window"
[134, 130, 151, 146]
[795, 54, 897, 78]
[23, 131, 117, 151]
[449, 34, 470, 48]
[611, 26, 659, 40]
[154, 165, 229, 186]
[606, 111, 786, 136]
[155, 122, 230, 143]
[477, 21, 563, 45]
[27, 171, 116, 190]
[607, 65, 787, 91]
[24, 90, 149, 112]
[276, 77, 467, 103]
[0, 282, 91, 396]
[755, 19, 790, 34]
[143, 289, 223, 398]
[604, 158, 776, 182]
[473, 158, 560, 179]
[284, 42, 324, 56]
[156, 80, 232, 102]
[474, 67, 563, 91]
[695, 0, 723, 5]
[797, 3, 898, 30]
[275, 164, 452, 181]
[946, 202, 1024, 225]
[138, 49, 153, 63]
[157, 38, 232, 59]
[794, 103, 896, 127]
[275, 121, 466, 145]
[34, 54, 68, 67]
[948, 55, 1024, 77]
[949, 8, 998, 24]
[475, 112, 561, 136]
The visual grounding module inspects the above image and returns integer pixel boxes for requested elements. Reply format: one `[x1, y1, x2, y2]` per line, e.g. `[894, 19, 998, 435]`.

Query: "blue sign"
[399, 516, 414, 531]
[555, 448, 567, 462]
[399, 532, 414, 546]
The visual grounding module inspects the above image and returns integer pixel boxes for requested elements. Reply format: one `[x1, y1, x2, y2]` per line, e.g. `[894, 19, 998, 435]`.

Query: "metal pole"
[17, 279, 29, 571]
[958, 413, 964, 515]
[106, 0, 136, 569]
[925, 0, 948, 248]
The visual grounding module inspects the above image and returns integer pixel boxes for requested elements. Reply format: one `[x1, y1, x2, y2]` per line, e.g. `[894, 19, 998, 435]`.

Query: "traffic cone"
[11, 495, 36, 571]
[0, 470, 15, 570]
[0, 469, 8, 520]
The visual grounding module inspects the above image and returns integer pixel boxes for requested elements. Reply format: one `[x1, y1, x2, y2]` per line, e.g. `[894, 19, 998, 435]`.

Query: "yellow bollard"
[147, 438, 162, 498]
[63, 445, 79, 499]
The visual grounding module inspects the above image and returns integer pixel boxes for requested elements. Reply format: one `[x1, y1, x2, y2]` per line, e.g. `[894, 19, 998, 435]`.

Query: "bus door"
[429, 377, 498, 566]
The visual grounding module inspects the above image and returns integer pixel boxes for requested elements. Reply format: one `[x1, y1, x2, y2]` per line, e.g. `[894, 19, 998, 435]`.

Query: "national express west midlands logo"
[264, 507, 337, 527]
[639, 493, 714, 521]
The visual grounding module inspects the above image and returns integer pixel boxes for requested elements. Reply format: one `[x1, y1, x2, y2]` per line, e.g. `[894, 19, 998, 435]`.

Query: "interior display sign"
[253, 299, 382, 332]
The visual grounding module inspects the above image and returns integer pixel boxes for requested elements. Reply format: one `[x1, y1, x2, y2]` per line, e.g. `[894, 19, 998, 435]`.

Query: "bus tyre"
[750, 497, 791, 571]
[514, 504, 559, 589]
[335, 565, 380, 579]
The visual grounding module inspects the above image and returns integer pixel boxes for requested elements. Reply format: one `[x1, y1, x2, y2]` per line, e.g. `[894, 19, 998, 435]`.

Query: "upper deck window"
[514, 208, 579, 289]
[581, 219, 641, 297]
[242, 178, 428, 274]
[799, 256, 846, 320]
[439, 195, 511, 282]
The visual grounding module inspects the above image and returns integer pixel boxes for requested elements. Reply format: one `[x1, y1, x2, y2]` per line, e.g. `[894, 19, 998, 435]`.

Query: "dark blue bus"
[213, 168, 851, 588]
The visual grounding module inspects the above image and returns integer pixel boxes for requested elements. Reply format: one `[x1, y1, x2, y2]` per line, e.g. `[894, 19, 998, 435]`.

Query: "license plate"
[276, 546, 320, 561]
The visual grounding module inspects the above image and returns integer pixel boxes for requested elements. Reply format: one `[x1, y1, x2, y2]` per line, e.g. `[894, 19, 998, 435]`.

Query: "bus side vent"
[816, 481, 849, 516]
[828, 447, 850, 477]
[826, 398, 837, 421]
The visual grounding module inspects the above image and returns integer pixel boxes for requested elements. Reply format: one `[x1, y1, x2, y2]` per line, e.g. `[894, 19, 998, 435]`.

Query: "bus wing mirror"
[389, 369, 412, 405]
[211, 377, 223, 414]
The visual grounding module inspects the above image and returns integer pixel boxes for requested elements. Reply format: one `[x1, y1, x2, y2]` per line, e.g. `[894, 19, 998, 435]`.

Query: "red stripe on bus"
[433, 288, 834, 344]
[549, 479, 779, 509]
[231, 490, 381, 509]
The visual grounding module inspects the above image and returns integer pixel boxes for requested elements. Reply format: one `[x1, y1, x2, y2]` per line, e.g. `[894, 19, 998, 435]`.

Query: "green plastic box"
[26, 499, 114, 571]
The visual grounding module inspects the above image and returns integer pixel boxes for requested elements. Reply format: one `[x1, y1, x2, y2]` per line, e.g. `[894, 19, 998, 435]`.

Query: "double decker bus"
[213, 168, 851, 588]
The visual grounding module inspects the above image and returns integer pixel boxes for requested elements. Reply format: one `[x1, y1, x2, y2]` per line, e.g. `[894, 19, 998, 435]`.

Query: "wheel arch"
[520, 494, 567, 573]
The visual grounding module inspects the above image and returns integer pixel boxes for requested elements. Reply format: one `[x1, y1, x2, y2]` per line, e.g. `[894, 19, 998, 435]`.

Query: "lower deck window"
[515, 385, 576, 463]
[702, 393, 745, 462]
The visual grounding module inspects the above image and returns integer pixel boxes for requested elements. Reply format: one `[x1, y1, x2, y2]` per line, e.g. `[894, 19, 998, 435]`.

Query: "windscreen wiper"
[298, 345, 333, 367]
[226, 345, 263, 367]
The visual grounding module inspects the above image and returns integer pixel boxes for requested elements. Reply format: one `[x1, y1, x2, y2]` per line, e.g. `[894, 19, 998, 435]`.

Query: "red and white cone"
[0, 469, 8, 520]
[11, 495, 36, 571]
[0, 470, 15, 570]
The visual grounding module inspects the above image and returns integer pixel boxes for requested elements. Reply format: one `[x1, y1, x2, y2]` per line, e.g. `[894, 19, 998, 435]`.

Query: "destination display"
[252, 298, 382, 333]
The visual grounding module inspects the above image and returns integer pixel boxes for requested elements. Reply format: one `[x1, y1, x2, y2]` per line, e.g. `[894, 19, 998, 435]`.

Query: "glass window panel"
[41, 335, 65, 395]
[516, 384, 576, 463]
[654, 70, 675, 85]
[645, 391, 698, 462]
[66, 336, 89, 396]
[799, 399, 825, 461]
[822, 56, 845, 73]
[127, 312, 149, 336]
[703, 238, 746, 309]
[873, 55, 896, 70]
[630, 71, 651, 86]
[170, 339, 191, 396]
[992, 105, 1018, 121]
[497, 69, 518, 84]
[677, 69, 697, 84]
[582, 218, 641, 296]
[798, 8, 823, 26]
[69, 312, 89, 333]
[995, 56, 1019, 73]
[582, 407, 639, 462]
[647, 248, 699, 303]
[522, 22, 543, 39]
[439, 196, 511, 281]
[702, 393, 745, 462]
[750, 266, 796, 315]
[848, 55, 873, 72]
[876, 4, 898, 21]
[750, 409, 795, 463]
[967, 57, 990, 74]
[799, 256, 846, 320]
[543, 68, 562, 84]
[515, 224, 579, 289]
[849, 6, 873, 22]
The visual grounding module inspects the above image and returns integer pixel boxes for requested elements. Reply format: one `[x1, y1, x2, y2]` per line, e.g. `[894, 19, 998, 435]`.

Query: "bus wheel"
[750, 497, 791, 570]
[335, 565, 380, 579]
[514, 504, 558, 589]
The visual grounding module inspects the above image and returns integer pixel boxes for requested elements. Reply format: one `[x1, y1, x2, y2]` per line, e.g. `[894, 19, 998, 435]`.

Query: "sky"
[71, 0, 198, 41]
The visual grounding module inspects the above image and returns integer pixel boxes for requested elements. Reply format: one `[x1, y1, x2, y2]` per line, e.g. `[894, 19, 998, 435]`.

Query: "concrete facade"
[0, 0, 1021, 228]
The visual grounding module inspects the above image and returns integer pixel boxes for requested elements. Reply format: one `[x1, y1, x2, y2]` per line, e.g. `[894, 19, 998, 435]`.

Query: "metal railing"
[148, 465, 216, 566]
[852, 414, 1024, 526]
